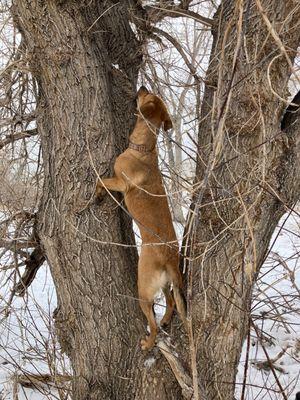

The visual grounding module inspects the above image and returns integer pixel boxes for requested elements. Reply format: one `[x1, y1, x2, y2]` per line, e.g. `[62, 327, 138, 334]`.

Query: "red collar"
[129, 142, 152, 153]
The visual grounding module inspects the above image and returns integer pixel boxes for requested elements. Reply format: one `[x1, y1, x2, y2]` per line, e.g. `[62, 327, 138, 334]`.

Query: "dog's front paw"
[95, 182, 106, 203]
[140, 337, 155, 351]
[95, 187, 106, 204]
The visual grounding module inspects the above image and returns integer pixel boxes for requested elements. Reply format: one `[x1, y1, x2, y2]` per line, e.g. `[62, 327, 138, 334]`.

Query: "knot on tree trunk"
[53, 305, 75, 357]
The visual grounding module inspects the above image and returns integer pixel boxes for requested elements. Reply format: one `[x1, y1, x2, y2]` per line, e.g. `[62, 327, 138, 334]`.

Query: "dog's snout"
[139, 85, 148, 92]
[136, 85, 149, 98]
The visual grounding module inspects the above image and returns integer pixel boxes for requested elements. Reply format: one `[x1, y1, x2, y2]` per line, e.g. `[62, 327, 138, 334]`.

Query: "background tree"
[0, 1, 299, 399]
[183, 1, 300, 399]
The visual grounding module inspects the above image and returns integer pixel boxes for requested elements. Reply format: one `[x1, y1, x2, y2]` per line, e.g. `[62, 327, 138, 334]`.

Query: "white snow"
[236, 211, 300, 399]
[1, 210, 299, 398]
[0, 265, 71, 399]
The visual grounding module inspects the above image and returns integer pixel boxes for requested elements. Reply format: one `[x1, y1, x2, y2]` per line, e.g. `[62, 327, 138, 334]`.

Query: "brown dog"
[96, 86, 187, 350]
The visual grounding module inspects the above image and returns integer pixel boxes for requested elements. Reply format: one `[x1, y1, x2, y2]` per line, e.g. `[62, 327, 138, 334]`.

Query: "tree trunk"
[11, 1, 300, 399]
[185, 1, 300, 399]
[11, 1, 183, 399]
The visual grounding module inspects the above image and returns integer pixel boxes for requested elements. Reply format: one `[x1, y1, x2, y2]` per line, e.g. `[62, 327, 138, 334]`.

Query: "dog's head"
[136, 86, 173, 131]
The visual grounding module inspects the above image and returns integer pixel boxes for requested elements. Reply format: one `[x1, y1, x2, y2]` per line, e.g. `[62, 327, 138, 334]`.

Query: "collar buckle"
[129, 142, 151, 153]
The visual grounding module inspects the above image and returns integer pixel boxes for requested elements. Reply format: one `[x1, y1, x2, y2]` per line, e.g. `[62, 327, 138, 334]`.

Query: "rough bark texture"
[11, 0, 300, 399]
[11, 1, 181, 399]
[186, 1, 300, 399]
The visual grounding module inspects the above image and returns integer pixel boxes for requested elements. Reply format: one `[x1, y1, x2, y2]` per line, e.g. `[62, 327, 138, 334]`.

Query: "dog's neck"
[129, 117, 160, 152]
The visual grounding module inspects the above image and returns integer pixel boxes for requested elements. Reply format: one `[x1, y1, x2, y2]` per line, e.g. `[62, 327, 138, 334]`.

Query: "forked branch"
[158, 339, 194, 399]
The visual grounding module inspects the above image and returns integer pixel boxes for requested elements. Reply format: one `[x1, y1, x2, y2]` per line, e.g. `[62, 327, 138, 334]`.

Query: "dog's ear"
[162, 107, 173, 131]
[139, 101, 156, 118]
[163, 117, 173, 131]
[159, 100, 173, 131]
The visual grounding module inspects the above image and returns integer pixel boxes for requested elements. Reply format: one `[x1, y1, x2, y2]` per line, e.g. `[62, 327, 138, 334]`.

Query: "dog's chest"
[116, 155, 160, 188]
[150, 270, 169, 295]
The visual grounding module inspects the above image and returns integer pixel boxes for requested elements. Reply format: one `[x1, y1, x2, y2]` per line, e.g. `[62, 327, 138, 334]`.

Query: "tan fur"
[96, 86, 187, 350]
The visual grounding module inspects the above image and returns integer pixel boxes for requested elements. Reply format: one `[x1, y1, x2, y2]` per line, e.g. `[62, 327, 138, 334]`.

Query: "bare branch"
[158, 338, 208, 400]
[152, 27, 200, 81]
[145, 4, 213, 27]
[0, 238, 36, 250]
[0, 112, 36, 129]
[0, 128, 38, 150]
[13, 244, 45, 296]
[14, 372, 71, 389]
[157, 339, 194, 399]
[251, 320, 288, 400]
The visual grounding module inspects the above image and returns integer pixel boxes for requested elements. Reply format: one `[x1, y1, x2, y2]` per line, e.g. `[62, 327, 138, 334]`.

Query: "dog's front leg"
[74, 176, 126, 213]
[96, 176, 126, 199]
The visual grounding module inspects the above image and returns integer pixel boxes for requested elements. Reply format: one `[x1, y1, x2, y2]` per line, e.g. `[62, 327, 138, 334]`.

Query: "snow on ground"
[236, 212, 300, 399]
[0, 211, 299, 399]
[0, 265, 70, 399]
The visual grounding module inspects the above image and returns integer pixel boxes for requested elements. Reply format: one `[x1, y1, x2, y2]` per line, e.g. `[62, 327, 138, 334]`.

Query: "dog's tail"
[173, 284, 188, 330]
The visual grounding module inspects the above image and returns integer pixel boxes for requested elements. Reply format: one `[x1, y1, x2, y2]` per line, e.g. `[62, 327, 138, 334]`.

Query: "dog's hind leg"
[139, 297, 157, 351]
[138, 261, 165, 350]
[160, 285, 175, 328]
[166, 265, 188, 330]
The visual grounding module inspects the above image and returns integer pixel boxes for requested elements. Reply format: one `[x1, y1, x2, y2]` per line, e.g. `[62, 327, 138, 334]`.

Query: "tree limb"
[251, 320, 288, 400]
[129, 1, 212, 40]
[0, 238, 37, 250]
[13, 243, 45, 296]
[157, 337, 208, 400]
[145, 4, 213, 27]
[0, 128, 38, 150]
[15, 372, 71, 389]
[152, 27, 201, 81]
[157, 339, 194, 399]
[0, 112, 36, 129]
[13, 216, 45, 296]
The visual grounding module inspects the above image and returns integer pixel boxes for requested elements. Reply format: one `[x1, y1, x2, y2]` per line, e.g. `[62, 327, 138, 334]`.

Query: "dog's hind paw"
[141, 337, 155, 351]
[160, 314, 173, 328]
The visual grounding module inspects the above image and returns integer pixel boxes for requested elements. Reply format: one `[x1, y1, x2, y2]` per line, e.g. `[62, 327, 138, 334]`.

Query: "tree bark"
[11, 0, 300, 399]
[185, 1, 300, 399]
[11, 1, 183, 399]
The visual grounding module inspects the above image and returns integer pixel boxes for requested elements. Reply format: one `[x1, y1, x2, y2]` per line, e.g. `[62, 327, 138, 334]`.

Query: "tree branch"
[145, 4, 213, 27]
[129, 1, 212, 41]
[157, 338, 208, 400]
[0, 112, 36, 129]
[152, 27, 201, 82]
[0, 128, 38, 150]
[0, 238, 37, 250]
[13, 243, 45, 296]
[157, 339, 194, 399]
